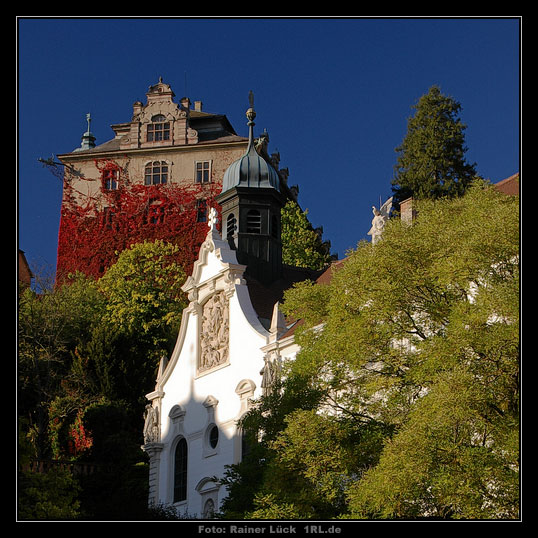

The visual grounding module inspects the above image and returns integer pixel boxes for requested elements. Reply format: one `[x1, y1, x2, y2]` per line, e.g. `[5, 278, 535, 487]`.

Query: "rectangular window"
[147, 122, 170, 142]
[197, 199, 207, 222]
[102, 207, 115, 229]
[195, 161, 211, 183]
[102, 169, 118, 190]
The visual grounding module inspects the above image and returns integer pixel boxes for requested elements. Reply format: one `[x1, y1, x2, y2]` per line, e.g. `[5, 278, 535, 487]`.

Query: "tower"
[216, 93, 286, 285]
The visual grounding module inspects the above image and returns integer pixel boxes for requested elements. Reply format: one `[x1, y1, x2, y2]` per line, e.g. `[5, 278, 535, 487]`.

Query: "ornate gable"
[120, 77, 198, 149]
[156, 209, 269, 388]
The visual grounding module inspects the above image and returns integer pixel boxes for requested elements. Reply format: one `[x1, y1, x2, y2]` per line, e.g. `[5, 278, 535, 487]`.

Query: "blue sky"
[17, 17, 520, 276]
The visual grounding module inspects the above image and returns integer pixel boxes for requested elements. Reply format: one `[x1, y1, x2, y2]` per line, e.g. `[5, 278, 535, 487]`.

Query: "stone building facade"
[55, 79, 294, 279]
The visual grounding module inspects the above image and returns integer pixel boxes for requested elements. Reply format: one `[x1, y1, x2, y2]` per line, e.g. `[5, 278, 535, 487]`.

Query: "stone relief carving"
[199, 291, 229, 372]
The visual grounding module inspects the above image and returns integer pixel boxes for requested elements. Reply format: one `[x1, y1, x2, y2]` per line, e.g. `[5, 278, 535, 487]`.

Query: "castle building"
[55, 79, 295, 279]
[140, 97, 325, 517]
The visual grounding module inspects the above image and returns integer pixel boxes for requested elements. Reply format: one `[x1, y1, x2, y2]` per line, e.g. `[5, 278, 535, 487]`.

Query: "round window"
[209, 425, 219, 449]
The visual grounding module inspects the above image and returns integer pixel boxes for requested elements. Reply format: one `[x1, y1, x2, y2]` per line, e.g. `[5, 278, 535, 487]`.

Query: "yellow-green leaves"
[97, 240, 187, 350]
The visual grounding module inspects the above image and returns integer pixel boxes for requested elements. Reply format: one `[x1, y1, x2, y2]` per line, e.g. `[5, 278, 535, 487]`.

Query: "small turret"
[73, 113, 96, 152]
[216, 92, 285, 286]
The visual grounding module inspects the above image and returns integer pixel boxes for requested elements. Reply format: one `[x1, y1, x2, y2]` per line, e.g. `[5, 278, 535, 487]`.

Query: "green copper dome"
[221, 95, 280, 193]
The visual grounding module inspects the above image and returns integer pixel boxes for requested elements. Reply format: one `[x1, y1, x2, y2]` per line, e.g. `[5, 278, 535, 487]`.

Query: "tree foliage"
[97, 239, 187, 352]
[281, 200, 333, 270]
[221, 181, 519, 520]
[391, 85, 479, 206]
[18, 239, 190, 519]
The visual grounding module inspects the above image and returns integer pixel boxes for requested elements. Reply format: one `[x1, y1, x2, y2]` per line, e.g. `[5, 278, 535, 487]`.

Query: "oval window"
[209, 425, 219, 449]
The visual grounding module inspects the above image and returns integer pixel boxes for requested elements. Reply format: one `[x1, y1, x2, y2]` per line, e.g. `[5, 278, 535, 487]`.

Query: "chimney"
[400, 197, 416, 225]
[194, 100, 203, 112]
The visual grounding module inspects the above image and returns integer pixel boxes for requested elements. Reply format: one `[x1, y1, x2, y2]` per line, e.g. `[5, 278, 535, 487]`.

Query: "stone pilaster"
[141, 442, 164, 506]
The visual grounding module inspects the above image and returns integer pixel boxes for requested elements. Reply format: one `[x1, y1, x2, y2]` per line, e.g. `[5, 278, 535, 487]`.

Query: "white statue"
[368, 197, 393, 245]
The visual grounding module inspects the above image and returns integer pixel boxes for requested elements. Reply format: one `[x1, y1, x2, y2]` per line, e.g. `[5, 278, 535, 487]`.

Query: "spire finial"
[246, 90, 256, 124]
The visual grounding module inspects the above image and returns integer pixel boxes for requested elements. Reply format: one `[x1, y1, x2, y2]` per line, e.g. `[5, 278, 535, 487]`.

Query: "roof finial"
[246, 90, 256, 124]
[74, 112, 96, 151]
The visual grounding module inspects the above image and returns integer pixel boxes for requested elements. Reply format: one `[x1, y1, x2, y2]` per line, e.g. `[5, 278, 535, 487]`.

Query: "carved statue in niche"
[199, 291, 229, 372]
[143, 404, 160, 444]
[260, 350, 281, 396]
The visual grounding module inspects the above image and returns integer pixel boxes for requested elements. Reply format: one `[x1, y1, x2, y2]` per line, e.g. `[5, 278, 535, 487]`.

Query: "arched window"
[241, 429, 251, 461]
[173, 438, 188, 503]
[147, 114, 170, 142]
[246, 209, 261, 234]
[226, 213, 237, 238]
[145, 161, 168, 185]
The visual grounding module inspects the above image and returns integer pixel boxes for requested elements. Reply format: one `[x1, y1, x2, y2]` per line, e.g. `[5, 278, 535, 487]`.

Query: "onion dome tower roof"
[221, 91, 280, 193]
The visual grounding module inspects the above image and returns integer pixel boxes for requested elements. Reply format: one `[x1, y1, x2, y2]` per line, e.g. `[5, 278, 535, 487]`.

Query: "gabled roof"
[494, 173, 519, 196]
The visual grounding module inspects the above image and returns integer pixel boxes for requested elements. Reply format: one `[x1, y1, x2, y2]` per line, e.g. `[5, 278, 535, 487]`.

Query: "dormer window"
[147, 114, 170, 142]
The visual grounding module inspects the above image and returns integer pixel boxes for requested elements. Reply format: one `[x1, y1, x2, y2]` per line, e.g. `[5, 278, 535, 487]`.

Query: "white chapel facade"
[140, 99, 309, 517]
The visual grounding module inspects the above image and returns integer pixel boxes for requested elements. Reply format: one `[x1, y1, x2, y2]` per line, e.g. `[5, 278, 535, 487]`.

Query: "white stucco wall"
[146, 226, 271, 516]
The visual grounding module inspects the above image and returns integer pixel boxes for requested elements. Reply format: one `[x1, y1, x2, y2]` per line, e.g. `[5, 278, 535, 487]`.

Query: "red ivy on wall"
[56, 158, 221, 282]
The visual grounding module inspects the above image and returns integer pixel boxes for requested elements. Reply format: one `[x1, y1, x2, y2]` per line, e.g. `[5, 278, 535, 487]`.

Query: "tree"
[281, 200, 333, 270]
[97, 239, 188, 354]
[18, 272, 105, 459]
[48, 239, 188, 460]
[391, 85, 479, 206]
[225, 181, 519, 519]
[18, 467, 81, 520]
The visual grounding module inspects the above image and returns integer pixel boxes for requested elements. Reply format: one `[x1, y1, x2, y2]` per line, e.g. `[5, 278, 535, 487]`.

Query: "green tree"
[18, 467, 81, 520]
[48, 239, 188, 461]
[391, 85, 478, 206]
[18, 272, 104, 459]
[239, 181, 519, 520]
[347, 366, 519, 519]
[281, 200, 333, 270]
[97, 239, 188, 354]
[19, 240, 190, 519]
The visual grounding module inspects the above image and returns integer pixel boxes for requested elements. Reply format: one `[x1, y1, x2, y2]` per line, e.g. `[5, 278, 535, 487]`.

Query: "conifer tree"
[391, 85, 478, 206]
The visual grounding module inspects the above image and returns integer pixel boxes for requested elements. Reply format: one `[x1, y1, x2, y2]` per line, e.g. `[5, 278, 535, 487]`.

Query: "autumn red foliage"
[56, 158, 221, 281]
[67, 410, 93, 457]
